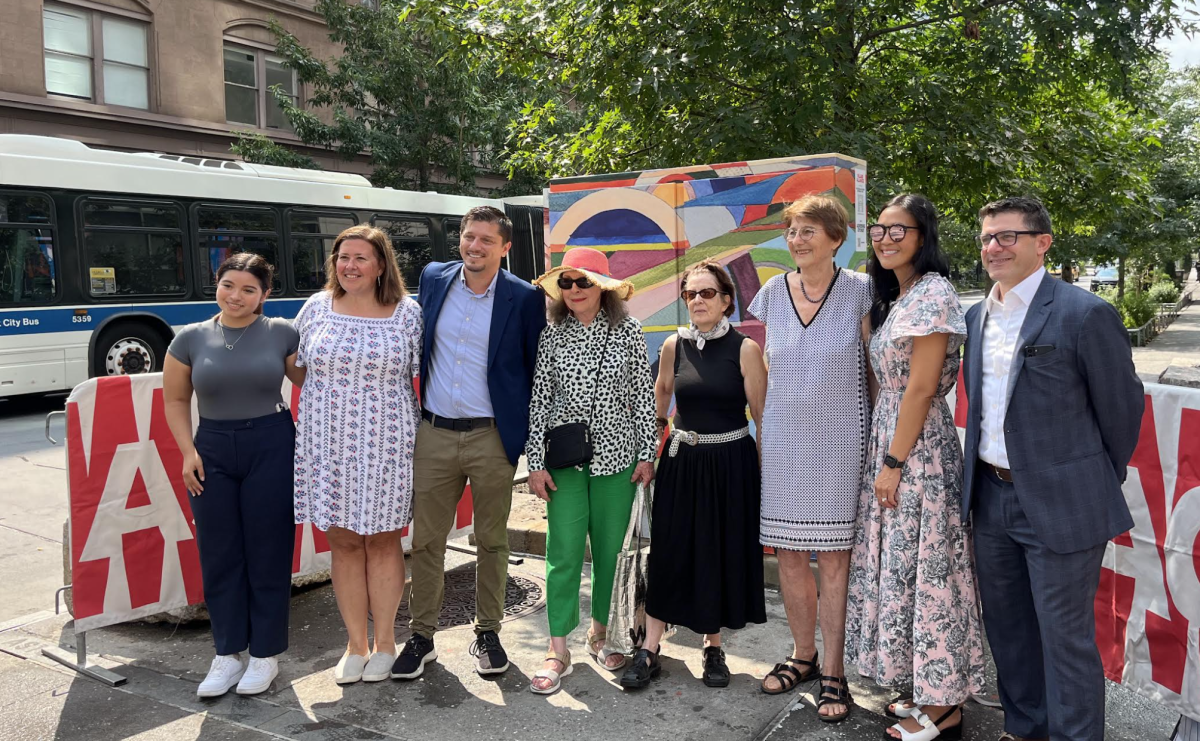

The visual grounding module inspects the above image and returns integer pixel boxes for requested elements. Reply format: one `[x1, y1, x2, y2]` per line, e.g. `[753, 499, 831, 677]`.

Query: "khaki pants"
[408, 420, 516, 639]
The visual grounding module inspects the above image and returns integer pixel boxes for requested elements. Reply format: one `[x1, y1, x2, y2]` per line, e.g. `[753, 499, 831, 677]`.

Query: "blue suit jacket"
[961, 276, 1144, 554]
[417, 262, 547, 465]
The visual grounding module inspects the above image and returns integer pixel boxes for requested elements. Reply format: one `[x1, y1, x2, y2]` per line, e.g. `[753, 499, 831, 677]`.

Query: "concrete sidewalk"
[1133, 278, 1200, 380]
[0, 546, 1178, 741]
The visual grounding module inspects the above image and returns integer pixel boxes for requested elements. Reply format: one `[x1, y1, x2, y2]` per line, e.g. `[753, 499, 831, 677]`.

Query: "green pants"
[544, 462, 637, 637]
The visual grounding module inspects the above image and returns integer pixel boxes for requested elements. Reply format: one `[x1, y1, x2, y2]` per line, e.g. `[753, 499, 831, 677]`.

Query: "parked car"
[1092, 265, 1119, 292]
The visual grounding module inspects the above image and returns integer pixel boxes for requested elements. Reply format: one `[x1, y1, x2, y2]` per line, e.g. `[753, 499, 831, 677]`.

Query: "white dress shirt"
[979, 267, 1046, 468]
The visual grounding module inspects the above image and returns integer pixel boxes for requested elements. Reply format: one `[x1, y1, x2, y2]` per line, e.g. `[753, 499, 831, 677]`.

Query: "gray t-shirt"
[167, 315, 300, 421]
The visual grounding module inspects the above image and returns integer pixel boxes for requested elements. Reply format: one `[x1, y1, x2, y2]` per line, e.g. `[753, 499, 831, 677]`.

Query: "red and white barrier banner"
[67, 374, 473, 633]
[952, 378, 1200, 721]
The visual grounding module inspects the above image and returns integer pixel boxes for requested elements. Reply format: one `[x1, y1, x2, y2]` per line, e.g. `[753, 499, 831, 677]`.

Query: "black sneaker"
[618, 647, 661, 689]
[390, 634, 437, 680]
[469, 630, 509, 676]
[702, 646, 730, 687]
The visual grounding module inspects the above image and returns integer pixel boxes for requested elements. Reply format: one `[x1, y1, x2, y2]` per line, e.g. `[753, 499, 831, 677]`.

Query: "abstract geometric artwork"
[545, 154, 868, 357]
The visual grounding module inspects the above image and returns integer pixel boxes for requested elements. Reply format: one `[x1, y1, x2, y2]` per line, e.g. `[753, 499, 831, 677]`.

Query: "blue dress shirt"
[424, 267, 497, 419]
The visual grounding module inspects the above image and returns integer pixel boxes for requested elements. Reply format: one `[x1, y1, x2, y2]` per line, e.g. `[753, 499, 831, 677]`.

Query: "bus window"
[289, 211, 355, 292]
[82, 199, 185, 297]
[443, 218, 462, 261]
[0, 193, 56, 305]
[372, 215, 431, 291]
[196, 205, 281, 292]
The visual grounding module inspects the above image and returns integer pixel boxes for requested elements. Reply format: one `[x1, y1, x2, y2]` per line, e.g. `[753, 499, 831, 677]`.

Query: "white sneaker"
[236, 656, 279, 695]
[334, 652, 369, 685]
[361, 651, 397, 682]
[197, 654, 245, 698]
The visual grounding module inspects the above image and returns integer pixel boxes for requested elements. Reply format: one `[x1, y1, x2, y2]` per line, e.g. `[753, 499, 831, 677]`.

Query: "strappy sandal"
[886, 696, 919, 718]
[886, 705, 963, 740]
[530, 649, 572, 695]
[816, 675, 853, 723]
[586, 628, 626, 671]
[759, 651, 819, 695]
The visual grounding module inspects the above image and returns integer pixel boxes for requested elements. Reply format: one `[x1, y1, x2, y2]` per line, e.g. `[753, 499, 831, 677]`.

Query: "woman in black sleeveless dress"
[621, 259, 768, 690]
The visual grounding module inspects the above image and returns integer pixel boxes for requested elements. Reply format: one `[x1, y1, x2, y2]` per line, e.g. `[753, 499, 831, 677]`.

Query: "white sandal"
[586, 628, 627, 671]
[887, 706, 963, 741]
[887, 698, 920, 718]
[530, 649, 573, 695]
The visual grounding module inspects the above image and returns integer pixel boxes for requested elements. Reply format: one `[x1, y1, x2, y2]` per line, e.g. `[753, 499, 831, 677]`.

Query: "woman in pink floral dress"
[845, 194, 984, 741]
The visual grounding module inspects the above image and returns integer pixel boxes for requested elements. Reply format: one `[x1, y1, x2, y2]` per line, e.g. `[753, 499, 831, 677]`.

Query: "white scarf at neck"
[678, 316, 731, 350]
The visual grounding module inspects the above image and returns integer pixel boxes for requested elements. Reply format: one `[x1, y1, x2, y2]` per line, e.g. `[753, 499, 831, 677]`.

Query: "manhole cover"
[394, 564, 545, 630]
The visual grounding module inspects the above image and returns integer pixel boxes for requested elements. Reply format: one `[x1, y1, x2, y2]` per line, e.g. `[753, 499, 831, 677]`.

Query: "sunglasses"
[557, 275, 595, 290]
[680, 288, 727, 301]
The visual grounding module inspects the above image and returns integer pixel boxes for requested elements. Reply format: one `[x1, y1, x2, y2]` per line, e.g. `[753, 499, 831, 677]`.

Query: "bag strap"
[586, 322, 613, 422]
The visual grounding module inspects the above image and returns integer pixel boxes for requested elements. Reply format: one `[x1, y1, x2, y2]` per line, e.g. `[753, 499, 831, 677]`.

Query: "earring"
[377, 275, 381, 287]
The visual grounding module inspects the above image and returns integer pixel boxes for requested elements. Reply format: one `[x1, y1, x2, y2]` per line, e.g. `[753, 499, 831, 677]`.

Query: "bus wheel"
[93, 323, 168, 377]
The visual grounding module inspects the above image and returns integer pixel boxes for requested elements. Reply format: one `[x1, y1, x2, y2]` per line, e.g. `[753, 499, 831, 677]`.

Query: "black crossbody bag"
[543, 323, 612, 469]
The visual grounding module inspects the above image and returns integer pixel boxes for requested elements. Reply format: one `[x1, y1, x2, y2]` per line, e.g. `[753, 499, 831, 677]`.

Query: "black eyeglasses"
[975, 230, 1047, 248]
[680, 288, 727, 301]
[557, 275, 595, 290]
[868, 223, 921, 242]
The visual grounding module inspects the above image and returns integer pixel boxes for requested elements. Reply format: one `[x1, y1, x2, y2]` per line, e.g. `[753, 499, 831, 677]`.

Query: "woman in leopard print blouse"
[525, 247, 657, 695]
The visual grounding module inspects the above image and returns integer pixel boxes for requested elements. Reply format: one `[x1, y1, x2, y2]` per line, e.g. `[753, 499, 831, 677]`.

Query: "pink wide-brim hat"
[533, 247, 635, 301]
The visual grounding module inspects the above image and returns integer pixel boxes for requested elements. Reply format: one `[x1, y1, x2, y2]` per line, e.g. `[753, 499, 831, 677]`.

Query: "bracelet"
[655, 417, 669, 429]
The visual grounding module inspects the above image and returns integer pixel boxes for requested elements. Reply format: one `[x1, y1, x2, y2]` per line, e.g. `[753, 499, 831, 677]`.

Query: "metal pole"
[42, 629, 127, 686]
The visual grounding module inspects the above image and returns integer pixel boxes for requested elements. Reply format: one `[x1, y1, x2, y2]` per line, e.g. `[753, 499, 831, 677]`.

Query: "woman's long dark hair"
[868, 193, 951, 331]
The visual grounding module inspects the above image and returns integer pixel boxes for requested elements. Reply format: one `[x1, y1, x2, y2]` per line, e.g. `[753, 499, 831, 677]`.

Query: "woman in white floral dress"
[294, 225, 422, 686]
[845, 194, 984, 741]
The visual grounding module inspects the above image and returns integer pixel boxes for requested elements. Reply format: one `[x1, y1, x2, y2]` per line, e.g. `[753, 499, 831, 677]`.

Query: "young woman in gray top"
[163, 253, 304, 699]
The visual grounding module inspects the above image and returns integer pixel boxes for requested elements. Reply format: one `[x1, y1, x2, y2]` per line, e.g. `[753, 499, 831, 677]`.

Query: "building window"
[42, 3, 150, 109]
[224, 45, 297, 131]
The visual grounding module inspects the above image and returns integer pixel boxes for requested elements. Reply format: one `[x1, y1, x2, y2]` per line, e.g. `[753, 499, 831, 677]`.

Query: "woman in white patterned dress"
[747, 195, 872, 722]
[294, 225, 422, 686]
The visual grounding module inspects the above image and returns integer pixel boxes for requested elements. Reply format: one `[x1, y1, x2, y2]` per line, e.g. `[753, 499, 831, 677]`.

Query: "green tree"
[417, 0, 1194, 283]
[264, 0, 526, 194]
[230, 133, 319, 170]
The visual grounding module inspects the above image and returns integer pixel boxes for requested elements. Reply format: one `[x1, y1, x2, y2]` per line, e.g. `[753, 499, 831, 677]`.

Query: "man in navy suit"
[390, 205, 546, 681]
[962, 197, 1144, 741]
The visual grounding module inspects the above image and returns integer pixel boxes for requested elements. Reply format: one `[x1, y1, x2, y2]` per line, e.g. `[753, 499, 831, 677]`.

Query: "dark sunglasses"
[557, 275, 595, 290]
[680, 288, 727, 301]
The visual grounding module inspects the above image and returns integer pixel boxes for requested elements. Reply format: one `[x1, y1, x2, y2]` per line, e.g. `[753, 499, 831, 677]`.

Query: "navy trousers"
[973, 467, 1107, 741]
[189, 411, 296, 658]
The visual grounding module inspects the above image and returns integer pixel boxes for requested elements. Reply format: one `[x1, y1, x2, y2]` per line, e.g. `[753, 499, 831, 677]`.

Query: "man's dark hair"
[460, 205, 513, 244]
[978, 197, 1053, 235]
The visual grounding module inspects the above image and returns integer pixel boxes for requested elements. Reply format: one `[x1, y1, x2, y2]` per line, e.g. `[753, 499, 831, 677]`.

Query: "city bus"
[0, 135, 543, 397]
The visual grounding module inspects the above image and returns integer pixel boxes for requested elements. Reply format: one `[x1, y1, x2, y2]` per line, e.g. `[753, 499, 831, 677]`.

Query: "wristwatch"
[883, 454, 904, 470]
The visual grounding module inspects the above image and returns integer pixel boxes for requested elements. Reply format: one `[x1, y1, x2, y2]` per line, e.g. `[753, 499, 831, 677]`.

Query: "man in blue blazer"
[962, 197, 1144, 741]
[391, 205, 546, 681]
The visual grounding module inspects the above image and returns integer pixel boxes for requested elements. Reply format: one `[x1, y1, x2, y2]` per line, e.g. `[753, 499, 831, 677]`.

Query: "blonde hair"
[782, 194, 849, 245]
[325, 225, 406, 304]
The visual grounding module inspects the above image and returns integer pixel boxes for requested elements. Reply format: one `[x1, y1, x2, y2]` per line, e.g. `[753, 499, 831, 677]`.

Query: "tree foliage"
[230, 133, 319, 170]
[240, 0, 1199, 281]
[443, 1, 1188, 205]
[263, 0, 526, 193]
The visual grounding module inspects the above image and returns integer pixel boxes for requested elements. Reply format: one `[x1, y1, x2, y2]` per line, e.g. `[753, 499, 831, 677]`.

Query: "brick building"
[0, 0, 395, 178]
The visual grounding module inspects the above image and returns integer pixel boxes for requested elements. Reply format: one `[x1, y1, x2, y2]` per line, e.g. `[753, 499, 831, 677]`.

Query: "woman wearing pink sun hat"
[524, 247, 656, 694]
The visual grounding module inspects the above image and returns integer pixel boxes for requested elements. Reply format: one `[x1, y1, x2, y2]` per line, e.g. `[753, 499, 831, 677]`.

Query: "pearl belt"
[667, 426, 751, 457]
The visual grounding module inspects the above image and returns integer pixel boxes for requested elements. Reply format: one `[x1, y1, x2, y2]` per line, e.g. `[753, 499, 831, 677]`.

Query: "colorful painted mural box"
[545, 154, 868, 356]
